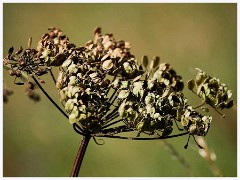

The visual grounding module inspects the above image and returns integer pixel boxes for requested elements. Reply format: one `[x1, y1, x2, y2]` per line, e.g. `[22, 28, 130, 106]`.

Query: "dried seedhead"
[55, 27, 232, 142]
[4, 27, 234, 149]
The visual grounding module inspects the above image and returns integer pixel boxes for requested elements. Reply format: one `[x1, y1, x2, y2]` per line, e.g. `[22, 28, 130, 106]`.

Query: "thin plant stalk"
[70, 136, 91, 177]
[32, 75, 68, 119]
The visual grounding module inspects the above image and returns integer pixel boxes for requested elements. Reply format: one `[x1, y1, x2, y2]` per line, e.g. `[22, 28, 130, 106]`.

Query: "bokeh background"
[3, 3, 237, 177]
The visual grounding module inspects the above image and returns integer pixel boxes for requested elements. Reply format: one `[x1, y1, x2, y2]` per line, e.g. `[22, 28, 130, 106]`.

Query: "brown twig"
[70, 136, 91, 177]
[32, 75, 68, 119]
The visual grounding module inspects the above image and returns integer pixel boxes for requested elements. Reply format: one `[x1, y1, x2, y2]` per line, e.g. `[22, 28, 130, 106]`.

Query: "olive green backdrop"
[3, 3, 237, 177]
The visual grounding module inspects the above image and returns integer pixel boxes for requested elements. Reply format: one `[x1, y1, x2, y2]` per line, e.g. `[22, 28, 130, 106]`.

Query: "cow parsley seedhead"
[4, 27, 234, 148]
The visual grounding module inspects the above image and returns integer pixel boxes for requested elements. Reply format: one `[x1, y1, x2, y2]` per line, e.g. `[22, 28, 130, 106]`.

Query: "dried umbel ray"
[4, 27, 234, 148]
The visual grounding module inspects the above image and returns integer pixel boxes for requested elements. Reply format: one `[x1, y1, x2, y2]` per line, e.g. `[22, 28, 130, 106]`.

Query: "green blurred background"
[3, 3, 237, 177]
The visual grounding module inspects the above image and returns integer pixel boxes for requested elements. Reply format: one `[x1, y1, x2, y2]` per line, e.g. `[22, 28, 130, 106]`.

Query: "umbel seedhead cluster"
[4, 27, 233, 142]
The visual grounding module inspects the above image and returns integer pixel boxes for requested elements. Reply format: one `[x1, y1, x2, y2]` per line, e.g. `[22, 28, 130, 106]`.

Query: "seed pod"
[101, 54, 109, 61]
[103, 41, 112, 50]
[149, 56, 160, 70]
[202, 116, 212, 124]
[94, 27, 102, 43]
[118, 101, 127, 118]
[28, 37, 32, 49]
[112, 79, 120, 89]
[113, 48, 122, 57]
[102, 59, 113, 70]
[68, 64, 78, 74]
[153, 113, 160, 119]
[197, 85, 203, 95]
[226, 100, 234, 109]
[133, 75, 142, 82]
[195, 68, 207, 85]
[118, 90, 130, 99]
[8, 69, 15, 76]
[15, 70, 22, 77]
[15, 46, 23, 55]
[123, 62, 133, 74]
[132, 81, 143, 97]
[189, 124, 196, 134]
[227, 90, 232, 99]
[162, 126, 173, 137]
[65, 99, 75, 111]
[8, 47, 14, 55]
[209, 78, 219, 88]
[62, 59, 72, 67]
[94, 27, 102, 35]
[120, 81, 129, 89]
[187, 79, 195, 90]
[141, 55, 149, 70]
[125, 42, 131, 49]
[56, 71, 64, 89]
[69, 106, 79, 124]
[59, 89, 66, 102]
[159, 63, 169, 71]
[79, 114, 87, 121]
[69, 76, 77, 85]
[181, 117, 189, 127]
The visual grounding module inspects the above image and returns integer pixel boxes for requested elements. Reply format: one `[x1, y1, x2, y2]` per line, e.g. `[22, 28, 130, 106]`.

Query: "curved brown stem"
[70, 136, 91, 177]
[32, 75, 68, 119]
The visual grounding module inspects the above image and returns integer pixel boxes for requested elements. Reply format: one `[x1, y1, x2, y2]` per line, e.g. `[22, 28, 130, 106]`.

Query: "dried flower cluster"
[4, 45, 48, 80]
[188, 68, 233, 110]
[116, 62, 213, 137]
[54, 27, 233, 140]
[55, 27, 144, 134]
[181, 106, 212, 136]
[3, 27, 234, 146]
[3, 41, 47, 102]
[37, 27, 76, 66]
[115, 61, 185, 134]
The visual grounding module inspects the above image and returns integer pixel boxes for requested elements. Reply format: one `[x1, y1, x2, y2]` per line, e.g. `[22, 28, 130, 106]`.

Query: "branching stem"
[32, 75, 68, 119]
[49, 68, 56, 84]
[94, 131, 189, 140]
[193, 102, 206, 109]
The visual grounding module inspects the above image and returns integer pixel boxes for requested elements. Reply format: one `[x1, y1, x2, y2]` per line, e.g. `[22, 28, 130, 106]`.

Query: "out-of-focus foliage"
[3, 3, 237, 177]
